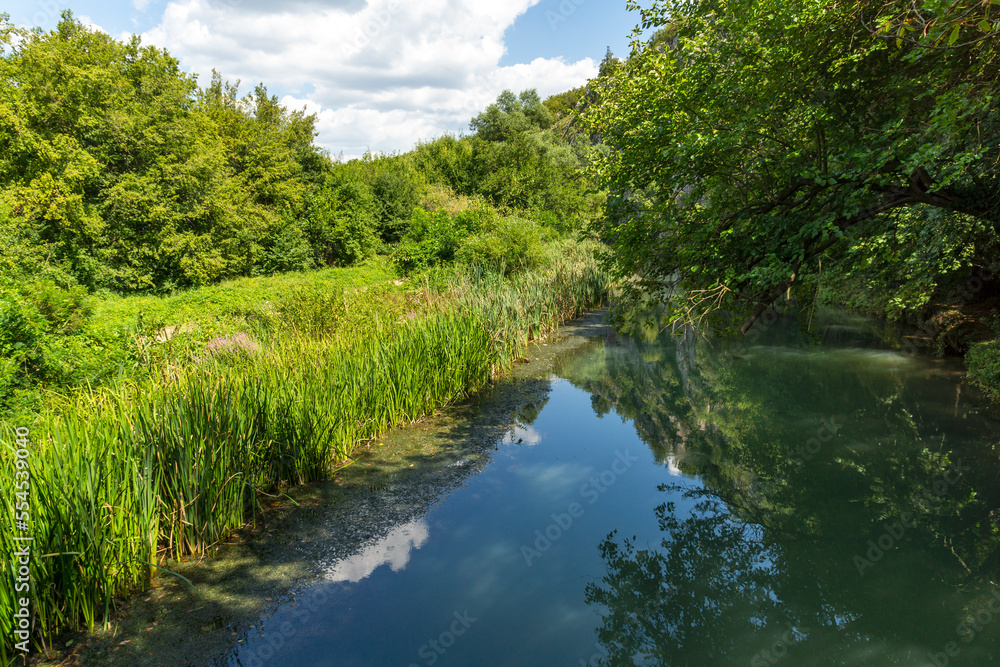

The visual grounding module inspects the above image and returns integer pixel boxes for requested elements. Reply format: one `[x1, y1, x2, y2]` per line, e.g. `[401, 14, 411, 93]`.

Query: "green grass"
[1, 259, 396, 419]
[88, 259, 394, 336]
[0, 240, 610, 658]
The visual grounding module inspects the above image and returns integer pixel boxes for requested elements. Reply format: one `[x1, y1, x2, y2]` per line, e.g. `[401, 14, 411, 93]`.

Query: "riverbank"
[856, 296, 1000, 404]
[0, 260, 399, 421]
[29, 310, 612, 666]
[0, 241, 610, 660]
[43, 304, 1000, 666]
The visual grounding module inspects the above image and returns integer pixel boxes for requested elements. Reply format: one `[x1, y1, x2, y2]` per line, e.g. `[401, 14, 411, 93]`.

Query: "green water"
[222, 311, 1000, 667]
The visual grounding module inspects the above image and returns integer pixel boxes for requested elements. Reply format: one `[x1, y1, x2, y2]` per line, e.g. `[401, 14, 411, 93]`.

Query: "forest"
[587, 0, 1000, 400]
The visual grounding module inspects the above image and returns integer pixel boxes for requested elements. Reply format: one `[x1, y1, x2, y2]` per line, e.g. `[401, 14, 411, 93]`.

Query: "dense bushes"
[968, 341, 1000, 401]
[410, 121, 601, 228]
[968, 316, 1000, 401]
[393, 206, 549, 276]
[0, 277, 96, 413]
[304, 178, 380, 267]
[0, 15, 322, 292]
[0, 14, 602, 298]
[454, 216, 548, 275]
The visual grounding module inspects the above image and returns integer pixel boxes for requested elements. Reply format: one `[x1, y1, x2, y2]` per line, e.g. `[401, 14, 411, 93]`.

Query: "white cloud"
[141, 0, 598, 157]
[502, 423, 543, 446]
[78, 15, 108, 34]
[132, 0, 154, 11]
[323, 519, 430, 583]
[515, 461, 593, 498]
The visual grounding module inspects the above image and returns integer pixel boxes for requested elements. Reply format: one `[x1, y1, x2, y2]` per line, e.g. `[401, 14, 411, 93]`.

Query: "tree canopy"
[0, 13, 327, 292]
[0, 12, 603, 296]
[469, 89, 554, 141]
[588, 0, 1000, 332]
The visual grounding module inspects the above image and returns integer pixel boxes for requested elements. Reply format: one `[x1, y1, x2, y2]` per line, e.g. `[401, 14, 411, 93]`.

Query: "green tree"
[0, 13, 326, 292]
[542, 86, 586, 118]
[588, 0, 1000, 333]
[304, 176, 379, 267]
[868, 0, 1000, 49]
[410, 135, 476, 195]
[470, 89, 554, 142]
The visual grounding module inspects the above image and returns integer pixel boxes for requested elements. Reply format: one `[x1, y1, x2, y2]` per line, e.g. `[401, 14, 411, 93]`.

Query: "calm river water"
[227, 312, 1000, 666]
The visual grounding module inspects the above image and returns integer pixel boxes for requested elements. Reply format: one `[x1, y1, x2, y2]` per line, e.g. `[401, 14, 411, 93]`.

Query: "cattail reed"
[0, 241, 610, 655]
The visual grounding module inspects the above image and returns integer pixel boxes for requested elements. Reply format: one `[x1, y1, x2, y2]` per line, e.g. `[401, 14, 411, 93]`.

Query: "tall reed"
[0, 241, 610, 655]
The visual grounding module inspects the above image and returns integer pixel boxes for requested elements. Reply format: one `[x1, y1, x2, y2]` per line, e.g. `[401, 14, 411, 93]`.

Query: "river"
[79, 309, 1000, 666]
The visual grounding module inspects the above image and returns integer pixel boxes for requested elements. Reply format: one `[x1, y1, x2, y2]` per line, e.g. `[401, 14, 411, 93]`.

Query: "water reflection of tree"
[557, 323, 1000, 582]
[581, 482, 998, 665]
[585, 490, 787, 665]
[587, 486, 1000, 666]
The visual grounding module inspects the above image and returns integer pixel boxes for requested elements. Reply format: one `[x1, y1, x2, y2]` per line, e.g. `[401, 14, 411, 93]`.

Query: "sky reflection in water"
[231, 313, 1000, 667]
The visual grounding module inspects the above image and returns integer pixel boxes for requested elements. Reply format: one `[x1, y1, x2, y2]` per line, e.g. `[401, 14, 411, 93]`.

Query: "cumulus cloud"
[324, 519, 430, 583]
[78, 15, 108, 33]
[141, 0, 598, 156]
[502, 423, 543, 446]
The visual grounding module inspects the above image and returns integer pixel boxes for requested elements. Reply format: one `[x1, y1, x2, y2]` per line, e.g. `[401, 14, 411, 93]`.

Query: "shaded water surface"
[228, 312, 1000, 667]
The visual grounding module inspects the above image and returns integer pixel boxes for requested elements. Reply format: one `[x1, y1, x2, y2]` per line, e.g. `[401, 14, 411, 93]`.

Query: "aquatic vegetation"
[0, 241, 609, 655]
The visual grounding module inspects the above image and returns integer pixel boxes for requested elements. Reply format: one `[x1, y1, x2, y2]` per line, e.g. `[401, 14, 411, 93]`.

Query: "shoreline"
[35, 310, 611, 667]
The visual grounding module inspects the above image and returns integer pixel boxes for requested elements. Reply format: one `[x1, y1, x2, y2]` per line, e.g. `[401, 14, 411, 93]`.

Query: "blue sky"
[3, 0, 638, 157]
[501, 0, 635, 66]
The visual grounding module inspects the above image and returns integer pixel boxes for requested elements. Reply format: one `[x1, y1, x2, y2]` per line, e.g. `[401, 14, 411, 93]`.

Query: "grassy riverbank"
[0, 260, 397, 420]
[0, 240, 609, 658]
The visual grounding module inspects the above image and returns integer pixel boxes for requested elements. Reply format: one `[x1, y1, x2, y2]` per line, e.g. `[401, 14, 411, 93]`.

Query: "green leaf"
[949, 24, 961, 45]
[978, 20, 993, 33]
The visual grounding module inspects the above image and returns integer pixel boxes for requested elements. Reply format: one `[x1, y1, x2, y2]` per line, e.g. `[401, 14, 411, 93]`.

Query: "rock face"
[928, 299, 1000, 354]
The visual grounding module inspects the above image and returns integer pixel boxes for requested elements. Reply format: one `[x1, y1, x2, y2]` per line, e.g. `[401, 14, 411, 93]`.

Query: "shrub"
[205, 332, 263, 359]
[25, 278, 93, 335]
[0, 293, 46, 405]
[455, 216, 547, 276]
[0, 278, 98, 410]
[419, 183, 474, 216]
[967, 338, 1000, 402]
[305, 180, 379, 267]
[394, 209, 474, 274]
[263, 220, 315, 274]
